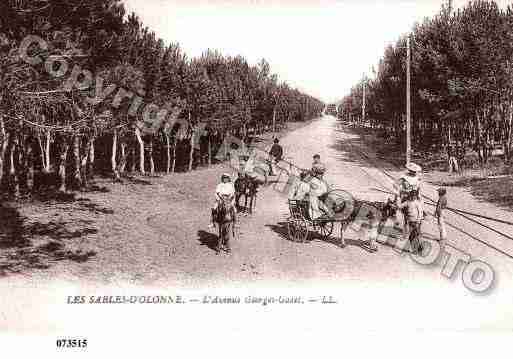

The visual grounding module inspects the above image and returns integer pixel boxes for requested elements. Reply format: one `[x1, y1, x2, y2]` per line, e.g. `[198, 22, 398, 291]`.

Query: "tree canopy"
[0, 0, 324, 196]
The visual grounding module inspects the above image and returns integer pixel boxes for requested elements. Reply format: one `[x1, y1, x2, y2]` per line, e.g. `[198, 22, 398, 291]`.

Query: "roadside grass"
[347, 124, 513, 212]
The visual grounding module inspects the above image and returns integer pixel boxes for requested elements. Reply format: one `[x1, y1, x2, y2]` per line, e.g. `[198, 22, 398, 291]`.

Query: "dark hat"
[313, 154, 320, 159]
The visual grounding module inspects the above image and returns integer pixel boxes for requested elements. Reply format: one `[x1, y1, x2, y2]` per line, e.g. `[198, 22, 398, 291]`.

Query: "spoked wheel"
[316, 220, 334, 240]
[287, 216, 309, 243]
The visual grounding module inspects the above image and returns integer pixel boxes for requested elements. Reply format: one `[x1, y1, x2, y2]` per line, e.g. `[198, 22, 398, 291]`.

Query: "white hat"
[221, 173, 231, 179]
[405, 163, 421, 173]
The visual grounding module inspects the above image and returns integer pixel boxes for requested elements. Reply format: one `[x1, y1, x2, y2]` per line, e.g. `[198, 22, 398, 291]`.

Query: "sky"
[121, 0, 512, 103]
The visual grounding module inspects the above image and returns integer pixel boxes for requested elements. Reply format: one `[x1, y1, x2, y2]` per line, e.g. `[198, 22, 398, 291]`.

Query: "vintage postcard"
[1, 0, 512, 357]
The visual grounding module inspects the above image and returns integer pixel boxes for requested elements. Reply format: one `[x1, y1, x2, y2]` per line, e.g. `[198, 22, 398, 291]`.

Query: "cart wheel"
[317, 221, 334, 240]
[287, 216, 309, 243]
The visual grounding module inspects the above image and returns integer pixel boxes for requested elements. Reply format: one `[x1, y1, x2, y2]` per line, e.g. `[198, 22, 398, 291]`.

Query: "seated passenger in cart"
[308, 166, 334, 220]
[288, 171, 310, 201]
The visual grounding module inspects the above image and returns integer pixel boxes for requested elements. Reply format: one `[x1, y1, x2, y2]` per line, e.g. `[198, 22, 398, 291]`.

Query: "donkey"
[234, 174, 258, 214]
[211, 195, 236, 254]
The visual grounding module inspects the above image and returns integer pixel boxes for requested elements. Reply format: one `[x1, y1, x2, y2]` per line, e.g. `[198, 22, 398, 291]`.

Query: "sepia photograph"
[1, 0, 512, 356]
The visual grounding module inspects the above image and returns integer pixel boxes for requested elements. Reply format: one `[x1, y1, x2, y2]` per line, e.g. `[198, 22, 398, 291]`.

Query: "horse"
[211, 195, 236, 254]
[234, 174, 258, 214]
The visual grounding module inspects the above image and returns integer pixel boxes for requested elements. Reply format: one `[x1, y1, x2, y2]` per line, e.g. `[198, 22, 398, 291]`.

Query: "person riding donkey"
[268, 138, 283, 176]
[211, 173, 237, 226]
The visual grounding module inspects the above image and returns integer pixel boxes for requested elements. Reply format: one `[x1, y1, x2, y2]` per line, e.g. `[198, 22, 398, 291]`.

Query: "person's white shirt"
[309, 177, 328, 197]
[399, 174, 421, 192]
[308, 176, 329, 219]
[396, 173, 424, 221]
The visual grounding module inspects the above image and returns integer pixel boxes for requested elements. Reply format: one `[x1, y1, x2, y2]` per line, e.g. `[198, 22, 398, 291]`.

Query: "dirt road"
[2, 115, 513, 332]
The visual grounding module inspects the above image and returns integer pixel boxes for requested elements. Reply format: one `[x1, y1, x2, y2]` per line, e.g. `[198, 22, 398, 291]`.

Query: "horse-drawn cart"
[286, 199, 335, 242]
[286, 192, 397, 246]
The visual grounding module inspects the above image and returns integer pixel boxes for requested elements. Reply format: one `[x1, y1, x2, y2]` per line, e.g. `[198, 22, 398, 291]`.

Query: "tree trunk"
[73, 135, 82, 188]
[58, 137, 70, 192]
[0, 117, 8, 185]
[80, 137, 90, 187]
[44, 130, 51, 172]
[87, 137, 95, 181]
[9, 134, 20, 198]
[112, 129, 120, 181]
[119, 141, 127, 175]
[207, 134, 212, 167]
[165, 133, 171, 174]
[171, 135, 177, 173]
[188, 129, 194, 172]
[476, 110, 483, 164]
[134, 127, 145, 174]
[148, 137, 155, 175]
[273, 106, 276, 133]
[223, 131, 228, 159]
[506, 100, 513, 163]
[37, 130, 51, 173]
[483, 130, 490, 165]
[25, 137, 34, 192]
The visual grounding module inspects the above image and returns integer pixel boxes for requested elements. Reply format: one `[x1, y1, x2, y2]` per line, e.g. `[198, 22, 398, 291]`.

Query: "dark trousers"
[219, 222, 232, 251]
[408, 222, 421, 253]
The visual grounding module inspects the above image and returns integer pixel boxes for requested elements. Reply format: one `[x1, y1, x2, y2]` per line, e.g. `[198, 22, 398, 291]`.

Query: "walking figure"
[397, 190, 424, 254]
[435, 187, 448, 245]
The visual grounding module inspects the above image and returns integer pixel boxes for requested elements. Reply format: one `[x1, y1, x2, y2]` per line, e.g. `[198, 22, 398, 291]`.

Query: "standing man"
[448, 144, 459, 173]
[397, 190, 424, 254]
[268, 138, 283, 176]
[435, 187, 448, 245]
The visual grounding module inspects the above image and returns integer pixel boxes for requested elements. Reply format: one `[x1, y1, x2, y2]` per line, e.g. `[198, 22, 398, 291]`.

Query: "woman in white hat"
[398, 163, 422, 197]
[308, 166, 333, 219]
[394, 162, 424, 229]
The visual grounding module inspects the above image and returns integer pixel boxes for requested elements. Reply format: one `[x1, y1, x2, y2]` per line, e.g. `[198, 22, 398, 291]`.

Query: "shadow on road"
[266, 221, 377, 253]
[0, 202, 98, 277]
[197, 230, 219, 253]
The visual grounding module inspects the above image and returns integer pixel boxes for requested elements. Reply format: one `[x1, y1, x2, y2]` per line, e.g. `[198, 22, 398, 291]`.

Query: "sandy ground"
[1, 115, 513, 333]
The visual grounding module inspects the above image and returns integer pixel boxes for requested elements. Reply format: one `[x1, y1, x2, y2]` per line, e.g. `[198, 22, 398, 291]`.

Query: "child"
[435, 188, 448, 244]
[210, 173, 236, 229]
